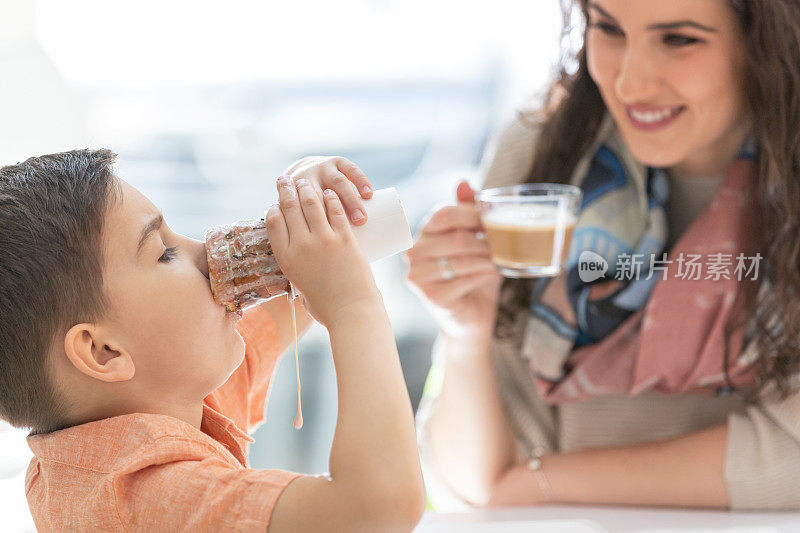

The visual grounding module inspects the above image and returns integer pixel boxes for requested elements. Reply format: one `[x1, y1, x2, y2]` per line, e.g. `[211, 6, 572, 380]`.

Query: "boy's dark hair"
[0, 149, 121, 435]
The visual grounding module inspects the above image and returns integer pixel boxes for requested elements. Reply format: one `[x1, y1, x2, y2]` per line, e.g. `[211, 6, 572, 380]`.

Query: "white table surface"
[416, 505, 800, 532]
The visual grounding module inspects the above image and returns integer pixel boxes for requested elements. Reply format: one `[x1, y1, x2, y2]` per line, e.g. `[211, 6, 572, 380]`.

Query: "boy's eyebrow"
[136, 212, 164, 259]
[587, 2, 717, 33]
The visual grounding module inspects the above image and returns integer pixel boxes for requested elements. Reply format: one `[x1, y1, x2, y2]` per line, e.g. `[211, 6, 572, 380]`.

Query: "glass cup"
[476, 183, 582, 278]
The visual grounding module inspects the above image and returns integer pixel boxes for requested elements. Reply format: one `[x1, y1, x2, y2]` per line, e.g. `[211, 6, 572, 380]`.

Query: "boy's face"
[93, 178, 245, 398]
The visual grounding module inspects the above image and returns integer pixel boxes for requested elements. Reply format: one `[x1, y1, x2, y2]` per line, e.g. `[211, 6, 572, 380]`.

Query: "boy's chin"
[208, 343, 247, 393]
[230, 336, 246, 367]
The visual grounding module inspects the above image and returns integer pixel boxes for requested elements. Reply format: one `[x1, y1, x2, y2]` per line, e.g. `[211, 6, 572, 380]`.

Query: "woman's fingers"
[323, 188, 351, 234]
[296, 179, 330, 234]
[264, 204, 288, 252]
[420, 204, 483, 235]
[277, 176, 309, 239]
[409, 229, 491, 260]
[334, 157, 373, 199]
[425, 272, 499, 307]
[456, 180, 476, 203]
[407, 256, 497, 285]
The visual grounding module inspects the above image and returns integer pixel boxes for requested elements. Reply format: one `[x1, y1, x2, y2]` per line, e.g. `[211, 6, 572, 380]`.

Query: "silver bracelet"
[526, 456, 555, 503]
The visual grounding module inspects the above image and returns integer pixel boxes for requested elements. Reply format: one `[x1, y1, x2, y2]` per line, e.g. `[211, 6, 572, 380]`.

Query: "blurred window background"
[0, 0, 561, 530]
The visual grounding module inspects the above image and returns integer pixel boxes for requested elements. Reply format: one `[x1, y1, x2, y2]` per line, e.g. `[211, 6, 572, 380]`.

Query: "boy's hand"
[265, 177, 381, 328]
[281, 156, 374, 226]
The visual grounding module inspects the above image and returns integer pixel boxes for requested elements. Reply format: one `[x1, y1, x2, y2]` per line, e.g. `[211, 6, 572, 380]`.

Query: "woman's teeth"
[629, 107, 681, 124]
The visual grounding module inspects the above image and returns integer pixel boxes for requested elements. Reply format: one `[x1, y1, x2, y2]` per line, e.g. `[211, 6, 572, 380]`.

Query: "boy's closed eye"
[159, 246, 179, 263]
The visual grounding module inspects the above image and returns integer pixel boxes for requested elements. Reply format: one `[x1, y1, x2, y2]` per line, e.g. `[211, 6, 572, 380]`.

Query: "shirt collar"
[27, 402, 255, 472]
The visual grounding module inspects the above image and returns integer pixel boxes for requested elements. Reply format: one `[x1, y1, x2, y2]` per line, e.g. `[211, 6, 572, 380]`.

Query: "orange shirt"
[25, 302, 302, 532]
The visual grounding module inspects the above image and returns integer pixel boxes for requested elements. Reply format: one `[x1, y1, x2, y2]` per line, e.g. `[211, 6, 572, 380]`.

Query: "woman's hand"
[405, 181, 502, 341]
[282, 156, 373, 226]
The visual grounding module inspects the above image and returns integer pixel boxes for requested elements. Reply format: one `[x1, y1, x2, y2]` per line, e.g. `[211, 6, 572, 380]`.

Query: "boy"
[1, 150, 425, 531]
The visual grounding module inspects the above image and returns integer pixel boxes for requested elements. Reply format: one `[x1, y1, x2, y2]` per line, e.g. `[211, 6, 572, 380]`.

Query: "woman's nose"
[614, 45, 662, 104]
[189, 237, 209, 279]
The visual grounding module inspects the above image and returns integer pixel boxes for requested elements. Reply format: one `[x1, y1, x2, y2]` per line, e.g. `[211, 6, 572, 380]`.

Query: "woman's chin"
[626, 144, 687, 170]
[614, 120, 690, 169]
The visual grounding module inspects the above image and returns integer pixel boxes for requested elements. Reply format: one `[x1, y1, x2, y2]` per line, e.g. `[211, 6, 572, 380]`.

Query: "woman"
[407, 0, 800, 511]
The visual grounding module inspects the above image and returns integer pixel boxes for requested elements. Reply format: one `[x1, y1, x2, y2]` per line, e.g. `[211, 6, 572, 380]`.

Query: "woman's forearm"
[489, 423, 729, 508]
[427, 332, 516, 505]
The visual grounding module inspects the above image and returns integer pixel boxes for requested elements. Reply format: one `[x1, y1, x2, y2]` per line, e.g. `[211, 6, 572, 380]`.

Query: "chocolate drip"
[204, 219, 292, 312]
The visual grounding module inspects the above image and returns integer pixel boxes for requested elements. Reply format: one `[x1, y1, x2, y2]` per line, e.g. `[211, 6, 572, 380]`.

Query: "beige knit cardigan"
[415, 113, 800, 512]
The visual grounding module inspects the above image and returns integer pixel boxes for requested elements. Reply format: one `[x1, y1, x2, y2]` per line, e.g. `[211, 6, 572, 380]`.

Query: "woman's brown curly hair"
[501, 0, 800, 400]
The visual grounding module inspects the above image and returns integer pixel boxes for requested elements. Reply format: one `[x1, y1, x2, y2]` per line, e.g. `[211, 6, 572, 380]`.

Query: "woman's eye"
[588, 21, 624, 37]
[158, 246, 178, 263]
[663, 34, 700, 47]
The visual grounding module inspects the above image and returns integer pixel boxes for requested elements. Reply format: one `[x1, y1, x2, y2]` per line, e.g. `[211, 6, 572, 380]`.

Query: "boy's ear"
[63, 324, 135, 383]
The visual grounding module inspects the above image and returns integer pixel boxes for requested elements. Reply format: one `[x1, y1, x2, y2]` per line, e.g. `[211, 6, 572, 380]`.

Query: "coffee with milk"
[476, 184, 582, 278]
[482, 205, 576, 269]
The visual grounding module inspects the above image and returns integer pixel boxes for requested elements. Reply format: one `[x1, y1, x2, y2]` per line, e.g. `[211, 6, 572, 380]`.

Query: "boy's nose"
[189, 237, 210, 279]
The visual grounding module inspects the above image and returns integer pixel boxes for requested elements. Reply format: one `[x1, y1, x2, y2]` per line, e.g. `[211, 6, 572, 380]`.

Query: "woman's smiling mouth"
[625, 104, 686, 131]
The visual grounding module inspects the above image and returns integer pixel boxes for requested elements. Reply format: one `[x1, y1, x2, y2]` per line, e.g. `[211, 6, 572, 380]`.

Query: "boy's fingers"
[277, 176, 309, 238]
[296, 179, 330, 234]
[323, 189, 350, 234]
[334, 157, 373, 199]
[324, 171, 367, 226]
[264, 204, 289, 250]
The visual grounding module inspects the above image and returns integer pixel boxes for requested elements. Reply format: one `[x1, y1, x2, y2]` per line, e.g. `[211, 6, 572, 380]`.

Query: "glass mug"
[476, 183, 582, 278]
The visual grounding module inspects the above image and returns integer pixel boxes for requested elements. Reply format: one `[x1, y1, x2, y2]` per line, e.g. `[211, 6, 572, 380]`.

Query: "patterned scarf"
[504, 115, 762, 404]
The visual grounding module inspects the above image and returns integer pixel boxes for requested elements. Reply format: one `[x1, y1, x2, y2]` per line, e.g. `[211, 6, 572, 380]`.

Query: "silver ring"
[437, 257, 456, 280]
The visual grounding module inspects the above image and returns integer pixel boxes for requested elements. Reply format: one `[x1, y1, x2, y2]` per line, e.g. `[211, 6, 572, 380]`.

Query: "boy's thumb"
[456, 180, 475, 204]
